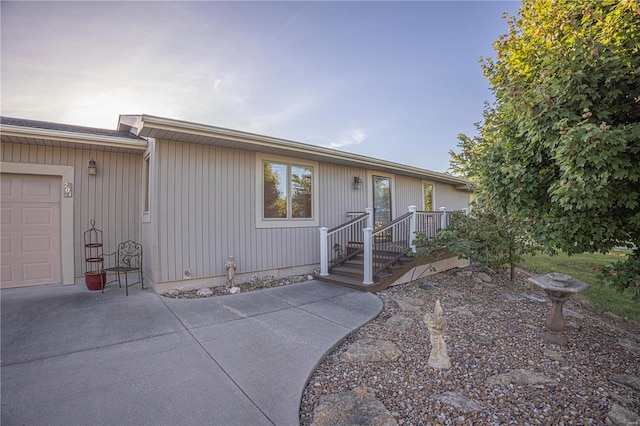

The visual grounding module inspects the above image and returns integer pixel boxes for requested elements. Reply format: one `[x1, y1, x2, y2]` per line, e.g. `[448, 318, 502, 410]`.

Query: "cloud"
[242, 96, 317, 135]
[325, 128, 367, 149]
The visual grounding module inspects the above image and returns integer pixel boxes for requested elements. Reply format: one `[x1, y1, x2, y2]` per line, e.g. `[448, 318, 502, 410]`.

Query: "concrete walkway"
[1, 281, 382, 426]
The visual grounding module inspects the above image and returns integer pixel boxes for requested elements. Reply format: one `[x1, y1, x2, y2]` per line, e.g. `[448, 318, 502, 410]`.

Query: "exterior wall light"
[353, 176, 363, 190]
[88, 159, 97, 175]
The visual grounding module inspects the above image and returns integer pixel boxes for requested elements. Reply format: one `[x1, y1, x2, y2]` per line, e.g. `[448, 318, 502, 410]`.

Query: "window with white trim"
[256, 154, 318, 228]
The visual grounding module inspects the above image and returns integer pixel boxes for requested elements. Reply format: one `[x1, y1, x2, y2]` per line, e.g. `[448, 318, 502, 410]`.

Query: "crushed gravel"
[161, 274, 314, 298]
[299, 267, 640, 425]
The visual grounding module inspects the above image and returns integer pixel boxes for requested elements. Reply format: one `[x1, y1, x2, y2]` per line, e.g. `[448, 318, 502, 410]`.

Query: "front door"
[372, 176, 392, 241]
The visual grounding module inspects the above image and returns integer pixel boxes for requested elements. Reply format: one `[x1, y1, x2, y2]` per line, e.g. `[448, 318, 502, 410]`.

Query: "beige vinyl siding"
[394, 174, 423, 215]
[151, 139, 471, 283]
[153, 140, 376, 282]
[395, 176, 469, 212]
[1, 143, 141, 280]
[317, 163, 368, 227]
[434, 182, 470, 210]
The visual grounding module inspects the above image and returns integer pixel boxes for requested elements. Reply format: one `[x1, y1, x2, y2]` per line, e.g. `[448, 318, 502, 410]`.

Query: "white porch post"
[365, 207, 374, 229]
[363, 227, 373, 285]
[319, 227, 329, 276]
[409, 205, 417, 253]
[439, 206, 448, 229]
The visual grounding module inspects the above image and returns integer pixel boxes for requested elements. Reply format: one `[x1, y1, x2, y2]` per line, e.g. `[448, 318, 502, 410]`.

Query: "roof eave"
[0, 124, 148, 151]
[137, 114, 469, 188]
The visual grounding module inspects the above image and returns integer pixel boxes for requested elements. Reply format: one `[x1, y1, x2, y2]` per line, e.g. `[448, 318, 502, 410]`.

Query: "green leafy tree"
[452, 0, 640, 292]
[413, 208, 533, 281]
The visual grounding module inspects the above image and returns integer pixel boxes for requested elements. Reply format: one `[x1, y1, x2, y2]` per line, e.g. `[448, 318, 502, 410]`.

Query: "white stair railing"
[319, 208, 372, 277]
[321, 205, 458, 284]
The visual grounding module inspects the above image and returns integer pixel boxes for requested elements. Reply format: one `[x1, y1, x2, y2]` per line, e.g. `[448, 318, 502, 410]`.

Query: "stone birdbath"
[528, 273, 589, 345]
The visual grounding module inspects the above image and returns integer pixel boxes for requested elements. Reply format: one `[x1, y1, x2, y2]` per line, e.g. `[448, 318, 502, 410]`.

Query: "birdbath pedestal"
[528, 273, 589, 345]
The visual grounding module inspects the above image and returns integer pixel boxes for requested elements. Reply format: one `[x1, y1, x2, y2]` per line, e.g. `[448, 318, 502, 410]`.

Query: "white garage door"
[1, 173, 62, 288]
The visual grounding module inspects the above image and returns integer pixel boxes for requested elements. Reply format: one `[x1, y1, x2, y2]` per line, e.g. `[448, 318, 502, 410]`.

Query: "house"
[1, 115, 470, 292]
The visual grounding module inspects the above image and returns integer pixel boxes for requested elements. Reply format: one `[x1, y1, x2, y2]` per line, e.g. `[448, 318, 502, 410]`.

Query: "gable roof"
[119, 114, 469, 189]
[0, 116, 147, 153]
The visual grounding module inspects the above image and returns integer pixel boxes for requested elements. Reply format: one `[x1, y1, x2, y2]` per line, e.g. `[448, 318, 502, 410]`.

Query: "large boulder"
[311, 387, 398, 426]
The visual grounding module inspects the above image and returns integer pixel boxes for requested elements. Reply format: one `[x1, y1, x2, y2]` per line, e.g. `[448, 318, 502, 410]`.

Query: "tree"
[413, 207, 533, 281]
[451, 0, 640, 292]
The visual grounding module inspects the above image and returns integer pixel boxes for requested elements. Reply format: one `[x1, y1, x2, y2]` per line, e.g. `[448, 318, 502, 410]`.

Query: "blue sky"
[1, 1, 520, 173]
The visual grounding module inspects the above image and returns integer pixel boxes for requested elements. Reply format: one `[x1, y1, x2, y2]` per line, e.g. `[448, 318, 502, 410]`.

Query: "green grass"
[519, 249, 640, 322]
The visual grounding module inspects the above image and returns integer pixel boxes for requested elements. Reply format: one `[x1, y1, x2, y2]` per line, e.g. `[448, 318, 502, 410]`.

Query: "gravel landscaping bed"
[299, 268, 640, 425]
[161, 274, 314, 298]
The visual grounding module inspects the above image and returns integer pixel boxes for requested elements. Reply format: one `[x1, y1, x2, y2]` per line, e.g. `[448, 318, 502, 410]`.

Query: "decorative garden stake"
[424, 299, 451, 369]
[225, 256, 236, 288]
[528, 273, 589, 345]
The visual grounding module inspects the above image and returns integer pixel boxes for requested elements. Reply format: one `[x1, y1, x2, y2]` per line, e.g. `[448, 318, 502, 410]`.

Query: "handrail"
[327, 212, 368, 235]
[321, 206, 459, 284]
[319, 209, 372, 276]
[371, 211, 413, 236]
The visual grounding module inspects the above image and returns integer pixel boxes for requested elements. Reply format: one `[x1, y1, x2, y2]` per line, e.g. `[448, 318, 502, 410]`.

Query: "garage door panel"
[1, 264, 14, 285]
[22, 234, 55, 253]
[1, 207, 11, 225]
[22, 207, 58, 227]
[23, 262, 53, 280]
[1, 173, 62, 288]
[1, 178, 14, 197]
[1, 236, 12, 254]
[21, 177, 59, 201]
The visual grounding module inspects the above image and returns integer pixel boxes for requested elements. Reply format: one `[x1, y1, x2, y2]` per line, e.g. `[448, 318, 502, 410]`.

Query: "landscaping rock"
[477, 272, 492, 283]
[431, 392, 484, 413]
[452, 306, 474, 318]
[486, 369, 558, 387]
[392, 296, 423, 313]
[605, 403, 640, 426]
[311, 387, 398, 426]
[469, 333, 494, 346]
[489, 310, 502, 320]
[609, 375, 640, 392]
[196, 288, 213, 297]
[564, 308, 584, 319]
[229, 286, 241, 294]
[523, 294, 547, 304]
[617, 338, 640, 354]
[543, 349, 564, 362]
[385, 315, 414, 332]
[341, 338, 403, 363]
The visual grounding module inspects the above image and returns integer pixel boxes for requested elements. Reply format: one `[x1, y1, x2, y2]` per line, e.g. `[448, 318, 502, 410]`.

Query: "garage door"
[1, 173, 62, 288]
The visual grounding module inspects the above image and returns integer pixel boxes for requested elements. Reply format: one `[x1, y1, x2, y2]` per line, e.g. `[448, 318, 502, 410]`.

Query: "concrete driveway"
[1, 281, 382, 426]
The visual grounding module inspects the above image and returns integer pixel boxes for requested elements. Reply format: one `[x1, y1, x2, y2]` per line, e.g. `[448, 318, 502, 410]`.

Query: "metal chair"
[104, 240, 143, 296]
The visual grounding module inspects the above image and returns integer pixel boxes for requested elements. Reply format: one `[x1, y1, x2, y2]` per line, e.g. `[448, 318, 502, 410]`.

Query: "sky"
[1, 1, 520, 173]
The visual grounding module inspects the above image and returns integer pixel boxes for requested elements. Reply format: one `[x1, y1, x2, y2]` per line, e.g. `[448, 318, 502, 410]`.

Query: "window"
[142, 153, 151, 221]
[257, 154, 318, 228]
[423, 181, 434, 211]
